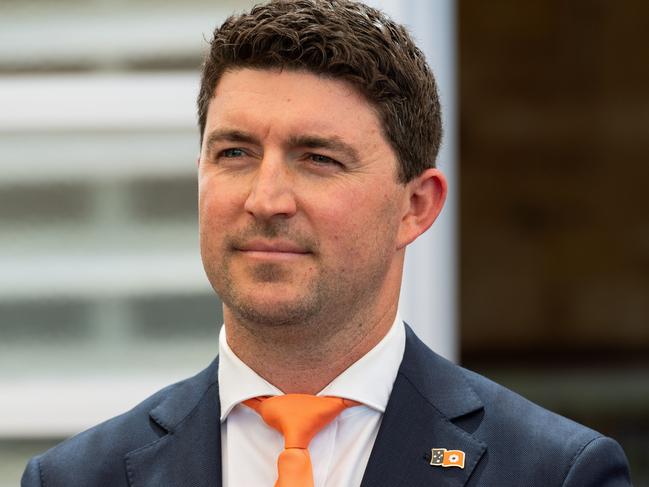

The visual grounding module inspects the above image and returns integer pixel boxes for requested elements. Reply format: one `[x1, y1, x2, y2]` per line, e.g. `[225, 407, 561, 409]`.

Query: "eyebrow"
[204, 129, 259, 156]
[286, 135, 360, 164]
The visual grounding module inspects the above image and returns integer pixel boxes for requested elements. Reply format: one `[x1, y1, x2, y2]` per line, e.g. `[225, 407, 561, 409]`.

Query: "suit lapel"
[361, 326, 487, 487]
[125, 359, 223, 487]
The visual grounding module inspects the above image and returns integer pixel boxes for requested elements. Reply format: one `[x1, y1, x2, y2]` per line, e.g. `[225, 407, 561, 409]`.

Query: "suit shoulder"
[458, 366, 630, 485]
[460, 366, 600, 445]
[25, 382, 174, 487]
[23, 360, 219, 487]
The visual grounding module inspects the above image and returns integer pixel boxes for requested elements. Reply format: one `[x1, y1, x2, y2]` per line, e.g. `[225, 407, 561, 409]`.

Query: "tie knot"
[244, 394, 358, 448]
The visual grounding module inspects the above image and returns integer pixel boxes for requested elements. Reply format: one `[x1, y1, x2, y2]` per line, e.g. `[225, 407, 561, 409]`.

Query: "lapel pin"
[430, 448, 465, 469]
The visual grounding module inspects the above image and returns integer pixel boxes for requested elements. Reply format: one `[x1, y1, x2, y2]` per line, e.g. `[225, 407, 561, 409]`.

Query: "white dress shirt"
[218, 316, 406, 487]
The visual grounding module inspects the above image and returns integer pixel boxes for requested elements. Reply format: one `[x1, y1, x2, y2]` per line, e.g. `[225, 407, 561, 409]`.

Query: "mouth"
[234, 239, 311, 260]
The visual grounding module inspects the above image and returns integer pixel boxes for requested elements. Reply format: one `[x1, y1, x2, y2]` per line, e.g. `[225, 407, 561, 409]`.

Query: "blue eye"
[310, 154, 338, 165]
[220, 148, 245, 158]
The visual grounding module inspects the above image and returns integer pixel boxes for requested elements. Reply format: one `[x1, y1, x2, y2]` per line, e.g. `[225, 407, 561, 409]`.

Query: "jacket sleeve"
[21, 457, 43, 487]
[562, 436, 633, 487]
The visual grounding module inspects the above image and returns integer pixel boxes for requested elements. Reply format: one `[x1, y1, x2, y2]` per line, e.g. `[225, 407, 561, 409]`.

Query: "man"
[23, 1, 632, 486]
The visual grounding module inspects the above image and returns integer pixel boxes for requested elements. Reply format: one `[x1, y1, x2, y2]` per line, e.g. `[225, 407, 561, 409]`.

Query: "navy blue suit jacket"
[22, 326, 632, 486]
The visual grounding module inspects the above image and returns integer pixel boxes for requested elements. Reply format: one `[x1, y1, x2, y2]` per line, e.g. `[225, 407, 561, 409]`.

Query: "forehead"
[205, 68, 386, 143]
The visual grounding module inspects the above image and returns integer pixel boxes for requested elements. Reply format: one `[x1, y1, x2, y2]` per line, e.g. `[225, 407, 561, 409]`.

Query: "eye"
[309, 153, 341, 166]
[218, 148, 246, 158]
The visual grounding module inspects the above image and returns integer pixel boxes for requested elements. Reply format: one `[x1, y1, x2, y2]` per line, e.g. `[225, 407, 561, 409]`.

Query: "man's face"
[198, 68, 412, 328]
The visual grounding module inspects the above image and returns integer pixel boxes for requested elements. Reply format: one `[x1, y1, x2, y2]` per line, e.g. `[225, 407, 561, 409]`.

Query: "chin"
[225, 291, 323, 328]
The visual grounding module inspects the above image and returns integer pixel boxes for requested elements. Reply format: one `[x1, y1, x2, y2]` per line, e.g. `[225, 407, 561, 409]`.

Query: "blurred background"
[0, 0, 647, 485]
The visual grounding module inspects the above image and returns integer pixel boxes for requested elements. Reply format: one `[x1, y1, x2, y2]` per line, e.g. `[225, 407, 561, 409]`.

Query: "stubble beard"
[219, 258, 327, 328]
[202, 219, 395, 336]
[203, 220, 327, 328]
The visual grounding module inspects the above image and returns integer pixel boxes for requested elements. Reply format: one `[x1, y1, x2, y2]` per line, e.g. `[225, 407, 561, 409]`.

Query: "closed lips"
[237, 241, 310, 254]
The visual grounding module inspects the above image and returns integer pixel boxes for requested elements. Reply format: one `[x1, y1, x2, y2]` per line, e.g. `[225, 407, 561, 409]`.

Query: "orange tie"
[244, 394, 359, 487]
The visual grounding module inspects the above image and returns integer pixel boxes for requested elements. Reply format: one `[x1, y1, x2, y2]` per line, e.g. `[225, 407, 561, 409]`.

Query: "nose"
[244, 153, 297, 220]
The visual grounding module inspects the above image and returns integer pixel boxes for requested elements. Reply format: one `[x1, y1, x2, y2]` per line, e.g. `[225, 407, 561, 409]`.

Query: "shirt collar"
[218, 315, 405, 421]
[218, 327, 283, 421]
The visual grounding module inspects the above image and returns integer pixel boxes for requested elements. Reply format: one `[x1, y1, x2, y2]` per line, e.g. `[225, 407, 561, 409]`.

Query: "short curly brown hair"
[197, 0, 442, 183]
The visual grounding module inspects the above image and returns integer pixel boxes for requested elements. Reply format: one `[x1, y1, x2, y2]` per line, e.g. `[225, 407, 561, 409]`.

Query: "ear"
[396, 168, 447, 249]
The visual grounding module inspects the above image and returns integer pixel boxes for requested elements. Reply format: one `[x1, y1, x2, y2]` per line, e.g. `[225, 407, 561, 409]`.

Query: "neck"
[224, 300, 398, 394]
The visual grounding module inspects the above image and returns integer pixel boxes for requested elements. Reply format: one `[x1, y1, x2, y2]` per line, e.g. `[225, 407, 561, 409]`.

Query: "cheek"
[307, 189, 364, 237]
[198, 184, 233, 266]
[198, 176, 241, 223]
[313, 197, 384, 254]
